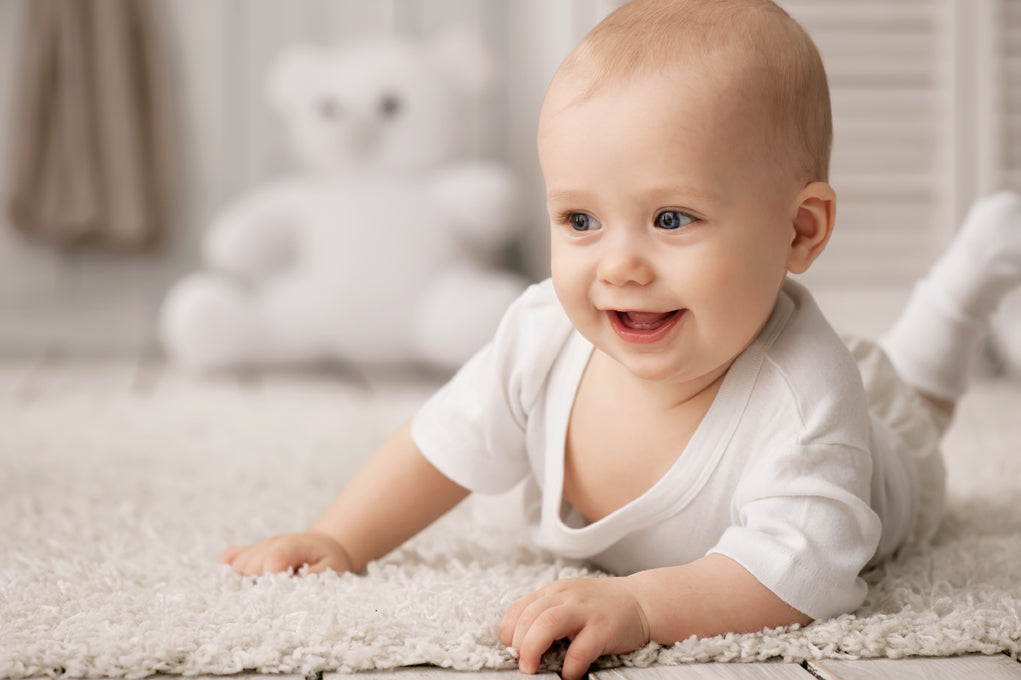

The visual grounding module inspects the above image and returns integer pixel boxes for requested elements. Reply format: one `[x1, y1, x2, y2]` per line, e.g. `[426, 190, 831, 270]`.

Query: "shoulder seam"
[762, 353, 809, 433]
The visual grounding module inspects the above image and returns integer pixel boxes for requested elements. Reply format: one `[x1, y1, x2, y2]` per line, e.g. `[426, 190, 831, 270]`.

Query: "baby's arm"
[500, 554, 810, 680]
[221, 421, 470, 575]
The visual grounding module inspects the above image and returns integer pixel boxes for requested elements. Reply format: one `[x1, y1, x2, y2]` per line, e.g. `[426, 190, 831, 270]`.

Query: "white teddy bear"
[159, 32, 527, 372]
[992, 291, 1021, 379]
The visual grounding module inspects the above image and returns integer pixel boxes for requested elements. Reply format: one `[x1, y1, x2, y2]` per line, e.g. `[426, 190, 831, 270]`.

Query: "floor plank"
[187, 676, 305, 680]
[327, 670, 558, 679]
[17, 671, 551, 680]
[593, 662, 812, 679]
[806, 654, 1021, 680]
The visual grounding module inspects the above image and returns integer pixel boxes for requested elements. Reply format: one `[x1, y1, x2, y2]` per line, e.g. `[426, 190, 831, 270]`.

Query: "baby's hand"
[499, 577, 651, 680]
[220, 531, 353, 576]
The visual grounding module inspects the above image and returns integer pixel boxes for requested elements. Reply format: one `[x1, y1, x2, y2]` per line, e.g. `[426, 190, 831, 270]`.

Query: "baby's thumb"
[306, 560, 332, 575]
[299, 536, 355, 575]
[305, 554, 350, 575]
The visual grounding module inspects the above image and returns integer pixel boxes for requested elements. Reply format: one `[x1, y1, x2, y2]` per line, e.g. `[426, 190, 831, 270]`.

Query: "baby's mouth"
[607, 309, 685, 344]
[615, 310, 681, 330]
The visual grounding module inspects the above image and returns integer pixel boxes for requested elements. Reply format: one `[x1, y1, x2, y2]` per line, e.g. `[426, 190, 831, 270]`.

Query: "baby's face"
[539, 64, 804, 388]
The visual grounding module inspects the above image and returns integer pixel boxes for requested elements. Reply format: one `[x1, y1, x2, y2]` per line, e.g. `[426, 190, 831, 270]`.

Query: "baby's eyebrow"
[639, 184, 719, 204]
[545, 189, 592, 205]
[545, 184, 720, 206]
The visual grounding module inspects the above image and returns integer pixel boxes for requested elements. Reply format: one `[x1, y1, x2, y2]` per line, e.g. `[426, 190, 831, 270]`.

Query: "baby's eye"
[655, 210, 695, 230]
[567, 213, 601, 232]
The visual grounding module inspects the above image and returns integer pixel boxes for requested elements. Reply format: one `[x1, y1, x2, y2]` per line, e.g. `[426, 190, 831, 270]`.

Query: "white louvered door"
[782, 0, 947, 291]
[779, 0, 1013, 336]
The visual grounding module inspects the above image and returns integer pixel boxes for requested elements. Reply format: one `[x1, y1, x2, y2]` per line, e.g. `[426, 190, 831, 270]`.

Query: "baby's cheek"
[698, 263, 777, 342]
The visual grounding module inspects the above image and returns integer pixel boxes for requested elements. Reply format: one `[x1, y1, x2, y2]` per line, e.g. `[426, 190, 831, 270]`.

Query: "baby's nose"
[597, 236, 654, 287]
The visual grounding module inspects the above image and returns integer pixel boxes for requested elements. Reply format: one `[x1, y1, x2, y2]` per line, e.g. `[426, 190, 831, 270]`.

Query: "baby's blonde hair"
[560, 0, 832, 183]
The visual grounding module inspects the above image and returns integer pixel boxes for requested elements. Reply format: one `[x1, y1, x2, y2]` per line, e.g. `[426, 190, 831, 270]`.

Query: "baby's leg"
[880, 191, 1021, 411]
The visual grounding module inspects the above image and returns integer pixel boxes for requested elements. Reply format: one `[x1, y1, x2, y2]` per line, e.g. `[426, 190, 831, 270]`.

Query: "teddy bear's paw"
[414, 266, 527, 371]
[158, 273, 259, 369]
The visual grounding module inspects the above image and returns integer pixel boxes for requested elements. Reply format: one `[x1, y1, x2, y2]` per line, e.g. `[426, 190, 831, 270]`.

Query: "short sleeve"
[411, 280, 573, 495]
[708, 442, 883, 621]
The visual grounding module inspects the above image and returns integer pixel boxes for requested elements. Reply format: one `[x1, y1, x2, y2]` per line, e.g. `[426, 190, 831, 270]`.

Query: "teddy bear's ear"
[265, 44, 326, 115]
[425, 28, 496, 96]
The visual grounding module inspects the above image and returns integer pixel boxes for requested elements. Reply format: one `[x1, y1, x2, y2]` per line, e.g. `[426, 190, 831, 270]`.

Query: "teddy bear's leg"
[159, 273, 266, 369]
[413, 264, 526, 371]
[161, 271, 339, 369]
[991, 288, 1021, 378]
[254, 273, 338, 363]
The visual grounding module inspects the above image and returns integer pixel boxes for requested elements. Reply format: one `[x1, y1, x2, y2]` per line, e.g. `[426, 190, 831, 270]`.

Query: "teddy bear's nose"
[317, 97, 343, 119]
[347, 116, 381, 156]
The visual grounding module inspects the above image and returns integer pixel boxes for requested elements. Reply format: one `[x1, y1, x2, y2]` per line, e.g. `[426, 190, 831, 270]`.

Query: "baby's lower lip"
[607, 309, 684, 344]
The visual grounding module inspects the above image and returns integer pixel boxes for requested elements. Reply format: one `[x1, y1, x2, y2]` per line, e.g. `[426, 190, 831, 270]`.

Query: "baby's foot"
[931, 190, 1021, 317]
[880, 191, 1021, 401]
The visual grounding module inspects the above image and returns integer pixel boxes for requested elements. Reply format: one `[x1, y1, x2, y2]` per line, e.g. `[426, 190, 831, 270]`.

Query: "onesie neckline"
[539, 283, 797, 558]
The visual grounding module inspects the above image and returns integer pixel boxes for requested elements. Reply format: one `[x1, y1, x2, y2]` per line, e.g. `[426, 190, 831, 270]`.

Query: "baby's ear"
[786, 182, 836, 275]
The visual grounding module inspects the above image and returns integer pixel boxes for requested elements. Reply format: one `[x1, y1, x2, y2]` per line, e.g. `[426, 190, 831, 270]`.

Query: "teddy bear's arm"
[430, 161, 521, 252]
[203, 177, 313, 280]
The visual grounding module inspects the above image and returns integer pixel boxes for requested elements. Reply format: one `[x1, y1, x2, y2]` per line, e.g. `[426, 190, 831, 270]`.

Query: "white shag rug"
[2, 375, 1021, 678]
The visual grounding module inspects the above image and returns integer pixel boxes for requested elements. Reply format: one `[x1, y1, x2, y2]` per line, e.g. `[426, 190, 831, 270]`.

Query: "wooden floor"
[3, 355, 1021, 680]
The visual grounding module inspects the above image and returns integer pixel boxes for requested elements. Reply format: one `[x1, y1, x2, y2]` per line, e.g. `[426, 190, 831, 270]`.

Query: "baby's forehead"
[538, 56, 801, 196]
[555, 11, 793, 123]
[541, 47, 772, 135]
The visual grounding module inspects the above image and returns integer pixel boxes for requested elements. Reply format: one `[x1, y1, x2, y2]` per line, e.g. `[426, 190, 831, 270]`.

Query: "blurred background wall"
[0, 0, 1016, 358]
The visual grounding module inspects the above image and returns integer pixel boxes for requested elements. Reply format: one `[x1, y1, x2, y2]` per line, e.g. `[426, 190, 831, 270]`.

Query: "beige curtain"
[5, 0, 172, 251]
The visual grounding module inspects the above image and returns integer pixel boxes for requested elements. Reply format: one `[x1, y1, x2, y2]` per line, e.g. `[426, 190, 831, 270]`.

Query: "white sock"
[928, 191, 1021, 315]
[881, 191, 1021, 401]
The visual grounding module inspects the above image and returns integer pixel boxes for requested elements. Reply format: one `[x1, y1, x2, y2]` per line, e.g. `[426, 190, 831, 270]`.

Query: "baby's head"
[548, 0, 831, 184]
[540, 0, 838, 386]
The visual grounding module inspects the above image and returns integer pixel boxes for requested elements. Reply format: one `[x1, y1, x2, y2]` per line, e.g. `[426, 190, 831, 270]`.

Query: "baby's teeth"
[622, 311, 673, 329]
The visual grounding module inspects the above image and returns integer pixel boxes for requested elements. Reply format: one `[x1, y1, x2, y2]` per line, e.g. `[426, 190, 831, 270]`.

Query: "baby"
[222, 1, 1021, 678]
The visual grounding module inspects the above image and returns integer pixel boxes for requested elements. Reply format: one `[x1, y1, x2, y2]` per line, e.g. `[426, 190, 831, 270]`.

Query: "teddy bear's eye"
[317, 97, 343, 120]
[379, 94, 401, 118]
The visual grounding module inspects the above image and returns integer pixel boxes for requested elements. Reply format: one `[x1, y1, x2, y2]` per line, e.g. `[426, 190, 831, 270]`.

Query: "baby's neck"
[596, 350, 732, 414]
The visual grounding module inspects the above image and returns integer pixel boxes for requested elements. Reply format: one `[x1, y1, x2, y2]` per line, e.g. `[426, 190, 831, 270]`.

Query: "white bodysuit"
[411, 278, 946, 621]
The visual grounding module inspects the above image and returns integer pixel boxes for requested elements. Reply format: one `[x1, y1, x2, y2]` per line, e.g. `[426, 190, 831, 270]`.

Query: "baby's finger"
[510, 595, 556, 655]
[306, 560, 328, 574]
[263, 542, 311, 574]
[306, 555, 347, 574]
[519, 605, 583, 675]
[499, 591, 537, 646]
[560, 628, 603, 680]
[231, 546, 265, 575]
[220, 546, 244, 565]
